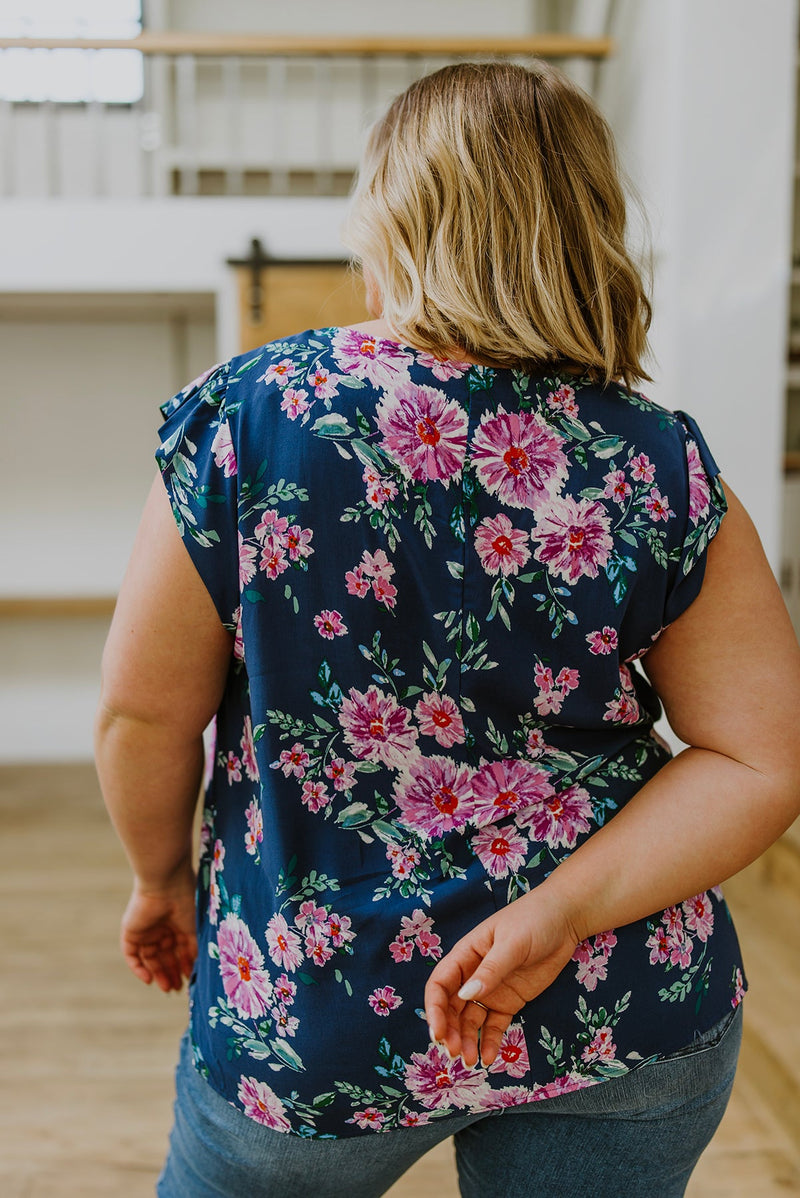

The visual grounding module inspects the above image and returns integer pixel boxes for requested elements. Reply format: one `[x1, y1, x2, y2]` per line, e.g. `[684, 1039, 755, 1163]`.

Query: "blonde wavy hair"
[343, 60, 652, 385]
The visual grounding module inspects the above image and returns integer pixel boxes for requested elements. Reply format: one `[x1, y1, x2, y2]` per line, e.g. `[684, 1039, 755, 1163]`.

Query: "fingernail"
[458, 978, 482, 1001]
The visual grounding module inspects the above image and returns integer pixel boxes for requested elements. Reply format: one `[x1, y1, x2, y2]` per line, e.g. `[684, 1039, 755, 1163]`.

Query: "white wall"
[597, 0, 798, 566]
[0, 301, 216, 762]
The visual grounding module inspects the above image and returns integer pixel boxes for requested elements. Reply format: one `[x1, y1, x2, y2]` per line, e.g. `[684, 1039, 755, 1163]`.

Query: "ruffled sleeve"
[155, 360, 241, 626]
[662, 410, 728, 627]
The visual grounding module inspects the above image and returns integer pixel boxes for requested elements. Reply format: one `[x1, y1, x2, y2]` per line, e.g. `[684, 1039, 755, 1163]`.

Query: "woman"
[95, 61, 800, 1197]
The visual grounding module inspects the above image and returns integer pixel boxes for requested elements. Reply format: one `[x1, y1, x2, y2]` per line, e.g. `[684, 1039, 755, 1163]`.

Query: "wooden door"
[234, 259, 368, 353]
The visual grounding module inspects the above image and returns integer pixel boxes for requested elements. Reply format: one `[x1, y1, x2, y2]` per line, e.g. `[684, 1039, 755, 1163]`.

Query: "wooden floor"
[1, 763, 798, 1197]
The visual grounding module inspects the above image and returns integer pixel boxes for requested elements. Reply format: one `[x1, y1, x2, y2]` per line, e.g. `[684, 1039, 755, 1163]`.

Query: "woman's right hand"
[424, 884, 581, 1069]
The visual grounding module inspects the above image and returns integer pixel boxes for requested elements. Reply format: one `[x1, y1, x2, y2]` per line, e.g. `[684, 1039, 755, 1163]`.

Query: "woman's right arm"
[425, 484, 800, 1066]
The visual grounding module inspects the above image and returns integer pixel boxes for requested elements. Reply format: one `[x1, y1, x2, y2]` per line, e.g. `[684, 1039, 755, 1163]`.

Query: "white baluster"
[175, 52, 198, 196]
[223, 55, 244, 197]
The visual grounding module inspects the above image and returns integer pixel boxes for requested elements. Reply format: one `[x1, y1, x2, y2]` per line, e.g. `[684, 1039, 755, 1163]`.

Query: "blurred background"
[1, 1, 799, 1195]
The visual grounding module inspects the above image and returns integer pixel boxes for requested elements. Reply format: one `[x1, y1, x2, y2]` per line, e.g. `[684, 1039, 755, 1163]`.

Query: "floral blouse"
[156, 326, 746, 1139]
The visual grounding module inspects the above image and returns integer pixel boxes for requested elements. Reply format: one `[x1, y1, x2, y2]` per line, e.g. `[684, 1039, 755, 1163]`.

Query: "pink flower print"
[279, 387, 311, 420]
[661, 906, 684, 938]
[404, 1042, 490, 1110]
[274, 973, 297, 1006]
[348, 1107, 386, 1131]
[575, 955, 608, 991]
[732, 967, 746, 1008]
[572, 939, 593, 965]
[305, 925, 334, 966]
[399, 1110, 431, 1127]
[345, 566, 370, 597]
[644, 487, 675, 522]
[240, 716, 259, 782]
[669, 937, 693, 968]
[324, 757, 357, 792]
[480, 1085, 539, 1111]
[581, 1026, 617, 1064]
[390, 853, 415, 881]
[339, 686, 417, 768]
[415, 692, 466, 749]
[265, 913, 304, 972]
[629, 452, 655, 484]
[274, 742, 310, 779]
[365, 475, 398, 510]
[555, 667, 580, 694]
[375, 382, 469, 485]
[300, 779, 330, 813]
[227, 612, 244, 670]
[682, 892, 715, 942]
[394, 755, 474, 837]
[532, 495, 613, 584]
[519, 783, 592, 850]
[473, 513, 532, 577]
[593, 930, 618, 955]
[586, 627, 618, 655]
[331, 328, 413, 387]
[310, 367, 340, 399]
[534, 661, 554, 693]
[238, 533, 258, 588]
[647, 926, 672, 965]
[244, 801, 263, 857]
[314, 609, 348, 640]
[390, 937, 414, 963]
[217, 914, 274, 1018]
[208, 866, 221, 924]
[223, 751, 242, 786]
[285, 525, 314, 562]
[259, 535, 289, 580]
[237, 1075, 291, 1132]
[210, 420, 237, 477]
[488, 1024, 530, 1078]
[327, 912, 355, 948]
[525, 728, 547, 758]
[531, 1073, 599, 1101]
[295, 901, 329, 931]
[253, 510, 289, 543]
[368, 985, 402, 1016]
[546, 383, 578, 417]
[362, 549, 395, 581]
[603, 665, 641, 725]
[259, 358, 296, 387]
[602, 468, 631, 506]
[416, 350, 470, 380]
[471, 823, 528, 878]
[399, 909, 433, 940]
[372, 575, 398, 609]
[471, 758, 555, 828]
[686, 439, 711, 525]
[471, 407, 569, 511]
[212, 838, 226, 872]
[271, 1004, 300, 1038]
[415, 929, 443, 959]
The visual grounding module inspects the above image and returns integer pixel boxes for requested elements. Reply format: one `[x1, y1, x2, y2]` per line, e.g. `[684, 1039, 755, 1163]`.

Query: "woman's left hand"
[424, 885, 580, 1069]
[120, 865, 198, 992]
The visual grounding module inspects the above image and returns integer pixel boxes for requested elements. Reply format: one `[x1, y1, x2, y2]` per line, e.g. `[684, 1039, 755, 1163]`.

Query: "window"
[0, 0, 143, 104]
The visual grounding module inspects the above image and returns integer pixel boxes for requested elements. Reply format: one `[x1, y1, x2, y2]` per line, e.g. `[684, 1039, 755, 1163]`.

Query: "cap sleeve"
[662, 410, 728, 627]
[155, 361, 240, 626]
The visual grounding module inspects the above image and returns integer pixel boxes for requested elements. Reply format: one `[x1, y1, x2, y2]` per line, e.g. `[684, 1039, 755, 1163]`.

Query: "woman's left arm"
[95, 475, 233, 992]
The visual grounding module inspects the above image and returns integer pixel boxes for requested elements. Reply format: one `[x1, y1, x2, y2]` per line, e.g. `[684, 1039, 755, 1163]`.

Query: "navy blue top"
[156, 327, 746, 1138]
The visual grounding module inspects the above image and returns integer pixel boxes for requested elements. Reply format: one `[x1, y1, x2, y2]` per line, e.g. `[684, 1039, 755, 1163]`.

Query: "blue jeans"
[157, 1004, 742, 1198]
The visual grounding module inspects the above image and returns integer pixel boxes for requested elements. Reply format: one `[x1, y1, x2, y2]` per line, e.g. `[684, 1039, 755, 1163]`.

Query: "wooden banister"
[0, 33, 612, 59]
[0, 597, 117, 619]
